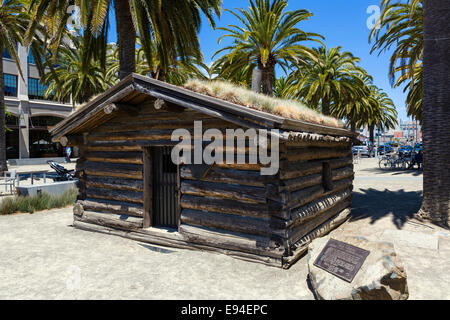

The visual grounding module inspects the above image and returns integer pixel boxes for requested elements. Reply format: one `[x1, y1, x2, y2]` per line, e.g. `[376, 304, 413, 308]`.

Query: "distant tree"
[213, 0, 323, 96]
[288, 46, 368, 116]
[26, 0, 222, 80]
[370, 0, 423, 121]
[43, 33, 116, 105]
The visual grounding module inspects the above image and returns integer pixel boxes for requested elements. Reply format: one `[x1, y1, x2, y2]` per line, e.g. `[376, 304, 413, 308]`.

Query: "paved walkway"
[0, 158, 448, 299]
[341, 158, 450, 300]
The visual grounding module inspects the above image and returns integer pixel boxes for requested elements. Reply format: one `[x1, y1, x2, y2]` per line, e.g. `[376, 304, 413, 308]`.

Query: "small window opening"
[322, 162, 333, 191]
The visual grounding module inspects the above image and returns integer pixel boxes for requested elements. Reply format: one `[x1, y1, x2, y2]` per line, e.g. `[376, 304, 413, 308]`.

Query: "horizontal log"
[181, 209, 271, 237]
[289, 189, 352, 227]
[85, 176, 143, 192]
[74, 210, 143, 230]
[79, 198, 144, 217]
[180, 195, 272, 219]
[86, 145, 143, 152]
[81, 161, 143, 180]
[88, 139, 181, 148]
[282, 208, 351, 268]
[287, 178, 353, 209]
[180, 180, 267, 204]
[288, 185, 324, 208]
[285, 140, 351, 148]
[86, 151, 143, 165]
[91, 118, 231, 134]
[332, 166, 354, 181]
[179, 224, 284, 258]
[86, 187, 143, 204]
[214, 163, 263, 171]
[280, 173, 322, 192]
[282, 200, 351, 244]
[180, 165, 276, 187]
[88, 129, 260, 143]
[285, 147, 351, 162]
[282, 132, 352, 144]
[280, 157, 353, 180]
[105, 110, 213, 123]
[87, 129, 176, 142]
[280, 161, 322, 180]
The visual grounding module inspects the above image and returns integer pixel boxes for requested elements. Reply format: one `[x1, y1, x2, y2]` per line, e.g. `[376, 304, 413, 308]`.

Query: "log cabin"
[50, 74, 356, 268]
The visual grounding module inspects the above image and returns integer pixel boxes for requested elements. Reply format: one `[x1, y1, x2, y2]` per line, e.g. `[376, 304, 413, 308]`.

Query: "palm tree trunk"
[417, 0, 450, 226]
[261, 63, 274, 96]
[322, 96, 330, 116]
[350, 121, 356, 132]
[0, 59, 8, 172]
[114, 0, 136, 80]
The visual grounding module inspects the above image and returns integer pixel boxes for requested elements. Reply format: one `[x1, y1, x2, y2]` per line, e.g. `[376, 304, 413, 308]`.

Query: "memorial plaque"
[313, 239, 370, 283]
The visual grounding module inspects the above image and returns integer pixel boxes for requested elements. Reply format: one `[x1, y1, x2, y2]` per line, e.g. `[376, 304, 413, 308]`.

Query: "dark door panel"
[152, 146, 178, 228]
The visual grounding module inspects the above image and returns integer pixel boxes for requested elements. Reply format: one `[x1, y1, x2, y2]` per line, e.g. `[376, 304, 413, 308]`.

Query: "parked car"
[352, 144, 375, 157]
[398, 145, 413, 157]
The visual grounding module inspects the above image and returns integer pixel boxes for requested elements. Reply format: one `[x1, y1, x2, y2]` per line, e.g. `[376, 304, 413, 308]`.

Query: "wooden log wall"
[70, 103, 354, 267]
[273, 140, 354, 262]
[72, 105, 285, 259]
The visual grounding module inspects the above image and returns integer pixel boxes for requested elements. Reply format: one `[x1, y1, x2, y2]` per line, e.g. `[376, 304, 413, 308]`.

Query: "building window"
[28, 78, 54, 100]
[2, 49, 12, 59]
[4, 74, 18, 97]
[27, 49, 35, 64]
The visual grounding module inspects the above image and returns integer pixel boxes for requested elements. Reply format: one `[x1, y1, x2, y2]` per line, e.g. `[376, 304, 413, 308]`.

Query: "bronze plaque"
[313, 239, 370, 283]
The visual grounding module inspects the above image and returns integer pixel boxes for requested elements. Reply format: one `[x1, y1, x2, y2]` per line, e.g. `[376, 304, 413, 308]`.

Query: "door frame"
[142, 146, 181, 230]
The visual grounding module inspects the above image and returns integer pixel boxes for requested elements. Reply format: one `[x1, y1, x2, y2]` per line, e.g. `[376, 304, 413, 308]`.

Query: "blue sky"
[108, 0, 411, 121]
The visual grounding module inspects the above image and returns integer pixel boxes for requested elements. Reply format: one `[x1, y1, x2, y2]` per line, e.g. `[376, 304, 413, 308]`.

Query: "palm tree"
[358, 85, 397, 144]
[273, 76, 294, 99]
[0, 0, 46, 172]
[211, 54, 255, 88]
[396, 63, 422, 122]
[213, 0, 323, 96]
[288, 46, 369, 116]
[417, 0, 450, 226]
[42, 33, 116, 105]
[26, 0, 222, 81]
[370, 0, 423, 121]
[106, 38, 209, 86]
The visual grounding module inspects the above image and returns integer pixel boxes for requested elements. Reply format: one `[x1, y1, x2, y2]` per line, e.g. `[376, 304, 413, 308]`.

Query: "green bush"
[0, 188, 78, 215]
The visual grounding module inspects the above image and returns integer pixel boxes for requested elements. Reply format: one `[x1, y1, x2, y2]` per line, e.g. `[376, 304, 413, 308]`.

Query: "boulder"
[307, 235, 409, 300]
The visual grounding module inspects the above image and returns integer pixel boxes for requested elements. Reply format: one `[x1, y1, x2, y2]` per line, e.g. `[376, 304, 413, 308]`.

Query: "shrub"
[0, 188, 78, 215]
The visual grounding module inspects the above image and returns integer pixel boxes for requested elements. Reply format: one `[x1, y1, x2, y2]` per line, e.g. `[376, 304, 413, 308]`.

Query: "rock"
[307, 235, 409, 300]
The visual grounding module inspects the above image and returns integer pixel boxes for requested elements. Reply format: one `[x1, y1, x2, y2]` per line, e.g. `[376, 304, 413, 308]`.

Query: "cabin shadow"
[350, 188, 422, 229]
[138, 243, 176, 254]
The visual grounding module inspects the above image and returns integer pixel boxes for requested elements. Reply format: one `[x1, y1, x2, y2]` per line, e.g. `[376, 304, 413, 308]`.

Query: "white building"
[3, 45, 73, 159]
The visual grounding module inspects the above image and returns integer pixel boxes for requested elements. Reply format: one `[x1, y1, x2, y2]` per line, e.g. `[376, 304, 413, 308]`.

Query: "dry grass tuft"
[0, 188, 78, 215]
[183, 79, 343, 128]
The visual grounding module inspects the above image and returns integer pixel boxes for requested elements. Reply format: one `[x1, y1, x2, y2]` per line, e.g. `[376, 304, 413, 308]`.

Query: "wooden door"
[151, 146, 179, 228]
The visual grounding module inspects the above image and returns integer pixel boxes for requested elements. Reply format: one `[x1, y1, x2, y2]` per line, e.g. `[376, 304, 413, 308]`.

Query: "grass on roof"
[183, 79, 343, 128]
